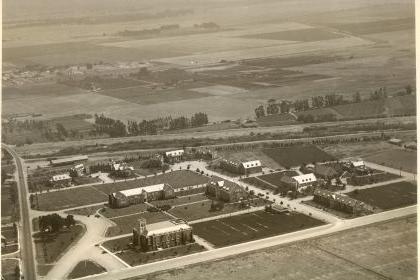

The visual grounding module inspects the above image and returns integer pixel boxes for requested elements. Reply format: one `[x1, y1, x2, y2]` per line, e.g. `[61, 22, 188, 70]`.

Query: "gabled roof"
[352, 160, 365, 167]
[292, 173, 316, 184]
[241, 160, 262, 169]
[51, 173, 71, 181]
[118, 184, 166, 197]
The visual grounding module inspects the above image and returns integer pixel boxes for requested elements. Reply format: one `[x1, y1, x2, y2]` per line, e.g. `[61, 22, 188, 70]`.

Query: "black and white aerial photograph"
[0, 0, 417, 279]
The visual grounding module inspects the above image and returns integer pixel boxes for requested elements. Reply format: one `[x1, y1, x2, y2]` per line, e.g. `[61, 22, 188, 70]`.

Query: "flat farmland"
[107, 212, 171, 237]
[346, 181, 417, 210]
[262, 145, 336, 168]
[36, 186, 108, 211]
[93, 170, 210, 194]
[98, 86, 210, 106]
[256, 113, 297, 127]
[363, 148, 417, 174]
[155, 36, 372, 66]
[2, 83, 86, 101]
[139, 215, 416, 280]
[241, 28, 344, 42]
[193, 210, 325, 247]
[331, 18, 414, 35]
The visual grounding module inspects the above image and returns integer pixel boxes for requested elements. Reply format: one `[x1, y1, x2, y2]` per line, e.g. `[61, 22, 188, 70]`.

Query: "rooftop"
[118, 184, 166, 197]
[146, 220, 191, 236]
[165, 149, 184, 157]
[242, 160, 262, 169]
[292, 173, 316, 184]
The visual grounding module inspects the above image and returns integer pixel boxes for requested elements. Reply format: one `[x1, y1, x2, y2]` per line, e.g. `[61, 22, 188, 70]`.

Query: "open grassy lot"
[1, 182, 19, 225]
[193, 210, 324, 247]
[34, 224, 85, 264]
[65, 204, 105, 217]
[346, 181, 417, 210]
[106, 212, 171, 237]
[103, 237, 206, 267]
[134, 215, 416, 280]
[1, 258, 20, 280]
[262, 145, 336, 168]
[241, 177, 276, 190]
[255, 170, 300, 192]
[101, 204, 149, 219]
[68, 260, 106, 279]
[1, 226, 18, 255]
[151, 193, 208, 208]
[94, 170, 210, 194]
[364, 148, 417, 174]
[241, 28, 344, 42]
[168, 198, 269, 222]
[36, 186, 108, 211]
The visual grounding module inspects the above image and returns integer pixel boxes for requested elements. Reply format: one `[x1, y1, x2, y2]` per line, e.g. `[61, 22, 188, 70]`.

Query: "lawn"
[101, 204, 149, 219]
[1, 182, 19, 224]
[65, 205, 105, 217]
[93, 170, 210, 194]
[33, 224, 85, 264]
[68, 260, 106, 279]
[168, 198, 270, 222]
[151, 193, 208, 208]
[193, 210, 325, 247]
[256, 113, 297, 127]
[262, 145, 335, 168]
[346, 181, 417, 210]
[241, 177, 276, 190]
[364, 149, 417, 174]
[1, 258, 20, 280]
[106, 212, 171, 237]
[1, 225, 18, 255]
[102, 237, 206, 267]
[36, 187, 108, 211]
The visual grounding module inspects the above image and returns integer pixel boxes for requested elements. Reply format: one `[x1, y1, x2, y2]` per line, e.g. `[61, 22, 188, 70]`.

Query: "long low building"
[109, 183, 175, 208]
[133, 219, 193, 252]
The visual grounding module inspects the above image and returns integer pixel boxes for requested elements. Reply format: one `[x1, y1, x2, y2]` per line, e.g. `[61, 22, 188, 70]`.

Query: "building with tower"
[132, 218, 193, 251]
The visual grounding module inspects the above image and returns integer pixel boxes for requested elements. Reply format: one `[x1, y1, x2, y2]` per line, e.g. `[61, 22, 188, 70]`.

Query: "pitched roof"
[118, 184, 166, 197]
[352, 161, 365, 167]
[241, 160, 262, 169]
[51, 173, 71, 181]
[292, 173, 316, 184]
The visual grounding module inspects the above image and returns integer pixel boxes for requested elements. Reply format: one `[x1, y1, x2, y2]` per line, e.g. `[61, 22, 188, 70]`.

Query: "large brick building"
[220, 159, 262, 175]
[109, 183, 175, 208]
[206, 179, 248, 202]
[280, 173, 317, 192]
[313, 188, 373, 215]
[132, 219, 193, 251]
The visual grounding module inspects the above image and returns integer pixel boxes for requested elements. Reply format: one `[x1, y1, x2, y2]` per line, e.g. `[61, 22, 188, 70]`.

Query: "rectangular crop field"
[241, 28, 344, 42]
[193, 210, 325, 247]
[347, 181, 417, 210]
[106, 212, 171, 237]
[37, 187, 108, 211]
[262, 145, 335, 168]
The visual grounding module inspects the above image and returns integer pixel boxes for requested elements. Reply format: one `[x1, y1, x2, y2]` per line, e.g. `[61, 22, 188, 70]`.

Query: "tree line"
[254, 85, 413, 119]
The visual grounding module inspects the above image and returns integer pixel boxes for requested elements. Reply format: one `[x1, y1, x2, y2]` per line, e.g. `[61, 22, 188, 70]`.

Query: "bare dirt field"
[130, 214, 417, 280]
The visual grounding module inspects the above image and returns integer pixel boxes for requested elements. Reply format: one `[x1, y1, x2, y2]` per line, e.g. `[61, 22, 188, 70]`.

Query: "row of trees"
[94, 114, 127, 137]
[254, 85, 413, 118]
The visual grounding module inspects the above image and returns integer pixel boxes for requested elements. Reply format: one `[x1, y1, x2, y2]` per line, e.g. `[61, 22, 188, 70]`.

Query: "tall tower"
[139, 218, 147, 236]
